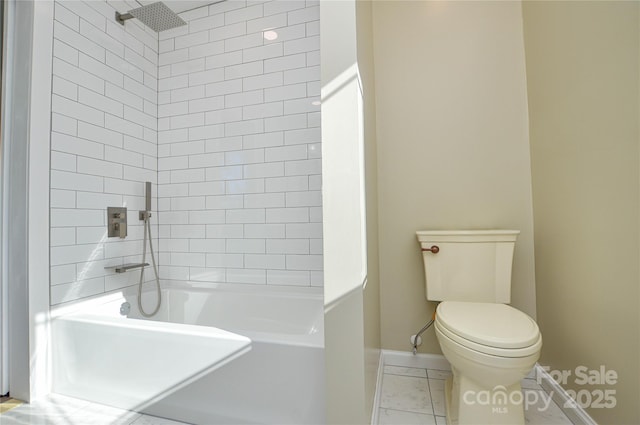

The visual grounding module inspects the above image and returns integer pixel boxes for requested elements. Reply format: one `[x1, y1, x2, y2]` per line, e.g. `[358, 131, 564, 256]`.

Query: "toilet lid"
[436, 302, 540, 349]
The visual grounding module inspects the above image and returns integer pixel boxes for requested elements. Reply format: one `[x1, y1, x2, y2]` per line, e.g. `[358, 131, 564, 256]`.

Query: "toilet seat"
[436, 301, 541, 358]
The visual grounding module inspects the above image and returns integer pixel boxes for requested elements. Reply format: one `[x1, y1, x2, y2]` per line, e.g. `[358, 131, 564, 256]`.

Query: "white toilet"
[416, 230, 542, 425]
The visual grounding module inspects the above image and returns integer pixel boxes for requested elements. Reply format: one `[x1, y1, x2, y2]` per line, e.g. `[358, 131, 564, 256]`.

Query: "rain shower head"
[115, 2, 186, 32]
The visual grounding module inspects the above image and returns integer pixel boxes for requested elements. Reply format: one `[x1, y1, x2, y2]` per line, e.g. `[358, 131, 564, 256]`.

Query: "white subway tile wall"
[158, 0, 322, 287]
[49, 0, 322, 304]
[50, 0, 158, 305]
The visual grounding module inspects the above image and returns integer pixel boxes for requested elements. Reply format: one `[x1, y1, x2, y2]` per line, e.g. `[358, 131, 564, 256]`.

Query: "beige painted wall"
[356, 0, 382, 420]
[372, 1, 537, 353]
[522, 2, 640, 423]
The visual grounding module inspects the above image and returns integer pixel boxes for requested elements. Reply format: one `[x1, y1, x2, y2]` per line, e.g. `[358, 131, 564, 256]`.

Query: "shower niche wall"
[49, 0, 322, 305]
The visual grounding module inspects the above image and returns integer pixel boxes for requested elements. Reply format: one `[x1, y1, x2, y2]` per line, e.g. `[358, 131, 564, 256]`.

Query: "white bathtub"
[52, 281, 326, 425]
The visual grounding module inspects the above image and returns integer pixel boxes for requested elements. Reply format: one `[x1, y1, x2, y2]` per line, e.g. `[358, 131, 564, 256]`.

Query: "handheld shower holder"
[139, 211, 151, 221]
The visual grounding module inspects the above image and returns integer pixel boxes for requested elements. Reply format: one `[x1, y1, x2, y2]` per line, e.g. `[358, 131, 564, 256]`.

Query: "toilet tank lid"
[416, 230, 520, 243]
[436, 301, 539, 349]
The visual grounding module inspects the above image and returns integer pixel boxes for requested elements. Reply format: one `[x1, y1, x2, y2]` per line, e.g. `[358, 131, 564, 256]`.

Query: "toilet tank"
[416, 230, 519, 303]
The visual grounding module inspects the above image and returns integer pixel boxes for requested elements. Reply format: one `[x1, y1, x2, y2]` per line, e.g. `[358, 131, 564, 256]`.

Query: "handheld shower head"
[116, 2, 186, 32]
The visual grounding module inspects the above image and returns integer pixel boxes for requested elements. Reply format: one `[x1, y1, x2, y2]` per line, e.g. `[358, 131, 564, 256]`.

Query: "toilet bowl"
[434, 301, 541, 425]
[416, 230, 543, 425]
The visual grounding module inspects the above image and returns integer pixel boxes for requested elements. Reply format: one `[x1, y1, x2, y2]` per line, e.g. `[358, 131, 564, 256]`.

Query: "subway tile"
[242, 101, 283, 120]
[309, 174, 322, 190]
[51, 243, 104, 266]
[288, 6, 318, 25]
[53, 76, 78, 101]
[190, 96, 225, 113]
[51, 208, 104, 228]
[51, 278, 105, 305]
[267, 269, 310, 285]
[206, 253, 243, 268]
[106, 51, 143, 83]
[286, 190, 322, 207]
[76, 191, 123, 210]
[307, 111, 320, 127]
[55, 2, 80, 31]
[205, 194, 244, 210]
[51, 264, 77, 285]
[225, 148, 264, 165]
[225, 33, 264, 52]
[245, 254, 285, 270]
[170, 252, 206, 267]
[225, 4, 263, 25]
[244, 223, 285, 238]
[180, 6, 209, 22]
[206, 136, 243, 153]
[52, 94, 104, 127]
[284, 97, 320, 115]
[189, 40, 226, 60]
[285, 158, 321, 176]
[105, 146, 143, 168]
[283, 35, 319, 55]
[226, 238, 265, 253]
[205, 50, 243, 69]
[210, 22, 247, 41]
[244, 192, 285, 208]
[158, 183, 189, 197]
[205, 79, 243, 97]
[79, 88, 123, 118]
[124, 135, 156, 157]
[159, 75, 189, 91]
[189, 13, 225, 34]
[206, 165, 243, 181]
[226, 208, 266, 224]
[263, 1, 305, 17]
[243, 162, 284, 179]
[266, 207, 308, 223]
[284, 127, 320, 145]
[51, 189, 76, 208]
[226, 268, 265, 284]
[226, 179, 265, 195]
[206, 223, 244, 238]
[264, 23, 306, 44]
[123, 166, 156, 182]
[242, 131, 283, 149]
[159, 266, 190, 280]
[246, 12, 288, 33]
[158, 128, 189, 144]
[171, 112, 205, 130]
[310, 270, 323, 286]
[159, 239, 190, 253]
[159, 48, 189, 66]
[171, 58, 205, 77]
[265, 144, 307, 162]
[225, 60, 263, 80]
[264, 53, 306, 73]
[262, 80, 307, 102]
[169, 141, 205, 157]
[286, 223, 323, 238]
[286, 254, 322, 270]
[205, 108, 243, 125]
[51, 227, 76, 247]
[171, 168, 205, 183]
[264, 113, 307, 132]
[309, 206, 323, 222]
[225, 118, 264, 136]
[124, 106, 156, 130]
[242, 43, 283, 63]
[189, 124, 225, 140]
[306, 20, 319, 37]
[53, 39, 79, 67]
[171, 196, 206, 211]
[189, 152, 225, 169]
[188, 181, 226, 196]
[104, 178, 145, 197]
[51, 132, 104, 160]
[79, 52, 124, 87]
[51, 151, 77, 172]
[190, 268, 226, 282]
[243, 71, 283, 91]
[189, 68, 225, 86]
[77, 157, 123, 179]
[306, 50, 320, 67]
[159, 39, 174, 53]
[159, 211, 189, 225]
[52, 113, 78, 136]
[106, 83, 144, 111]
[310, 238, 323, 254]
[283, 65, 320, 84]
[225, 89, 263, 108]
[189, 210, 226, 224]
[265, 175, 309, 192]
[124, 76, 156, 103]
[266, 239, 309, 254]
[158, 101, 189, 118]
[175, 30, 209, 50]
[171, 224, 206, 238]
[54, 21, 105, 62]
[189, 239, 226, 253]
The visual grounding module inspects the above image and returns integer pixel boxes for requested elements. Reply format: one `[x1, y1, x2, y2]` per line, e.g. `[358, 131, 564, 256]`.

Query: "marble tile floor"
[0, 394, 191, 425]
[377, 366, 575, 425]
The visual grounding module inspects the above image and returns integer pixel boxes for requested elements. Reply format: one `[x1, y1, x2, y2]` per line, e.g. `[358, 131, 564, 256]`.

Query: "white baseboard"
[534, 365, 597, 425]
[370, 351, 385, 425]
[381, 349, 451, 371]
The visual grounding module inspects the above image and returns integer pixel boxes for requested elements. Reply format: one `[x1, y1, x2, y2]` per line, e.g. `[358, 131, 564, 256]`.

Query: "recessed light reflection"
[263, 30, 278, 41]
[311, 101, 321, 106]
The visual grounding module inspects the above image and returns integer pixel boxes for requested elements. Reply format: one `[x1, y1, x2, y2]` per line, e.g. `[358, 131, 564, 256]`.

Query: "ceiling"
[137, 0, 223, 15]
